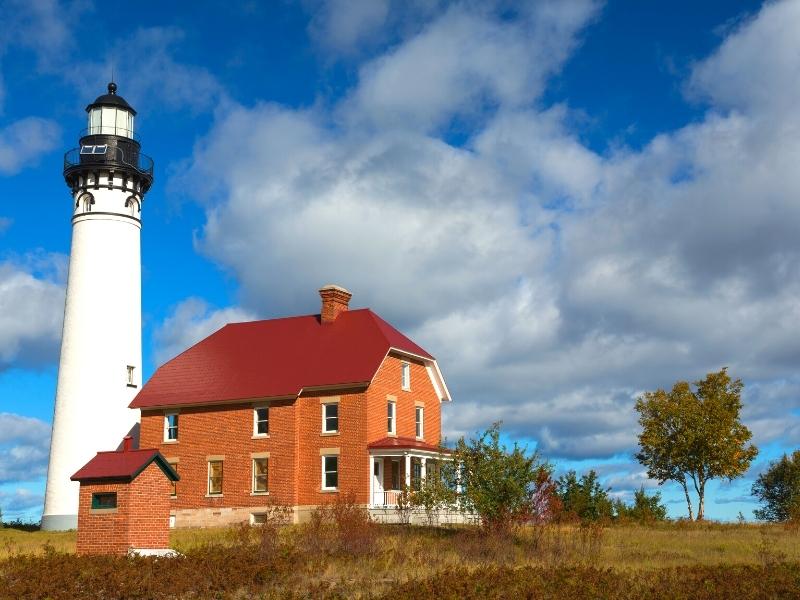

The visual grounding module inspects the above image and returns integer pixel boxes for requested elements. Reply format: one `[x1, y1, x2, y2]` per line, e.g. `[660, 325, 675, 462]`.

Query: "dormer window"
[401, 362, 411, 390]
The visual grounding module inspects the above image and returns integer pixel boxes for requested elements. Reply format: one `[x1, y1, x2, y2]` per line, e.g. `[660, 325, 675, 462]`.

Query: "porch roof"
[367, 436, 448, 453]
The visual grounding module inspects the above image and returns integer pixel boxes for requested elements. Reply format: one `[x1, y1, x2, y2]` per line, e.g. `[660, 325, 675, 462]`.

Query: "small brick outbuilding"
[70, 437, 179, 555]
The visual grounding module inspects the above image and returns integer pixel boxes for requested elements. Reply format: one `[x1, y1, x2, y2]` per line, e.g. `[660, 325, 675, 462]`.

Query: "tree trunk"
[680, 478, 694, 521]
[697, 480, 705, 521]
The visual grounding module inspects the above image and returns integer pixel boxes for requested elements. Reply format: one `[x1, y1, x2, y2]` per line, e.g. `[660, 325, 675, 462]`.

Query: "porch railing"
[372, 490, 402, 507]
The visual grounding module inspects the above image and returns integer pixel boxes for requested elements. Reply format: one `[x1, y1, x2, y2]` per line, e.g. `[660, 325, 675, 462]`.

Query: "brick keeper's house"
[130, 285, 452, 527]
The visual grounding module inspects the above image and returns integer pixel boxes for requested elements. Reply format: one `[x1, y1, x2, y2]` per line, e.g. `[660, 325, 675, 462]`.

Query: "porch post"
[404, 452, 411, 488]
[369, 455, 374, 507]
[421, 457, 427, 482]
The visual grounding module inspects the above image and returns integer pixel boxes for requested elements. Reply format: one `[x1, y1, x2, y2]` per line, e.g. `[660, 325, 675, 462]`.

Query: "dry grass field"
[1, 520, 799, 598]
[3, 521, 798, 567]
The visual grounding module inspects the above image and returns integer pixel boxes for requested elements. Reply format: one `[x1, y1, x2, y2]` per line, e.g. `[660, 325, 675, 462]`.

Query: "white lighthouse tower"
[41, 83, 154, 530]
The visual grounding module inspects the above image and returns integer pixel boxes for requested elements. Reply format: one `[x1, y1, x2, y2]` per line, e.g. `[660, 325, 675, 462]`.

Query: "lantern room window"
[87, 106, 134, 138]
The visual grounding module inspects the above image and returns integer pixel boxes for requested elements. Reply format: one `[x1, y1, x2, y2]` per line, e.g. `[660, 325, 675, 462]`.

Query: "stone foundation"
[171, 504, 331, 528]
[170, 505, 478, 528]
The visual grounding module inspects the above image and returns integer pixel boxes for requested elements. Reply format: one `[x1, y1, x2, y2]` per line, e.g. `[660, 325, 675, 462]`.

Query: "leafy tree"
[752, 451, 800, 522]
[635, 368, 758, 520]
[450, 422, 555, 530]
[556, 470, 613, 521]
[411, 465, 456, 526]
[613, 486, 668, 523]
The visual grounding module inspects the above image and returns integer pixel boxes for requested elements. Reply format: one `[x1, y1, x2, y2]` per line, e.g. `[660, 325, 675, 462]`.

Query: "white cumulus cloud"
[153, 298, 258, 366]
[0, 413, 51, 485]
[0, 257, 65, 369]
[0, 117, 61, 176]
[170, 0, 800, 484]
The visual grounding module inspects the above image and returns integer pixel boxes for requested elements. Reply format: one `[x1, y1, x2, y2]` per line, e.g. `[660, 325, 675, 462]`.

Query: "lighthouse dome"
[86, 82, 137, 115]
[85, 82, 136, 138]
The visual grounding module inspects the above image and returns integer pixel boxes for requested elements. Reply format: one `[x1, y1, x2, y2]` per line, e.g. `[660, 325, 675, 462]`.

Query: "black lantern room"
[63, 83, 154, 197]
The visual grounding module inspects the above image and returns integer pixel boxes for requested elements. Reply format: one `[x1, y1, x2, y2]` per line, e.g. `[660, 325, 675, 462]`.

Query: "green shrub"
[556, 470, 613, 522]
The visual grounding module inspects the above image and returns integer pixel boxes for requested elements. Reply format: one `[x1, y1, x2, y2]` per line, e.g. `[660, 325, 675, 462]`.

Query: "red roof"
[71, 449, 179, 482]
[131, 308, 436, 409]
[368, 436, 445, 453]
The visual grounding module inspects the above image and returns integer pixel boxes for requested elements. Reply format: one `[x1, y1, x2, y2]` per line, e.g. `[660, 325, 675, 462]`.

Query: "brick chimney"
[122, 436, 133, 452]
[319, 284, 352, 324]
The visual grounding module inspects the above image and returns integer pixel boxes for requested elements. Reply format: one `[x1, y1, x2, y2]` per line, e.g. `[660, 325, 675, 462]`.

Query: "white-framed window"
[251, 513, 267, 525]
[208, 460, 223, 495]
[322, 455, 338, 490]
[127, 365, 136, 387]
[415, 406, 424, 439]
[322, 402, 339, 433]
[387, 401, 396, 435]
[401, 362, 411, 390]
[252, 457, 269, 493]
[164, 412, 179, 442]
[253, 405, 269, 437]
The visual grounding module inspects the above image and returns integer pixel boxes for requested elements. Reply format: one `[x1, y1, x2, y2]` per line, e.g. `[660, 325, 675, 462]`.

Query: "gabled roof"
[368, 436, 448, 453]
[131, 308, 450, 409]
[71, 449, 179, 482]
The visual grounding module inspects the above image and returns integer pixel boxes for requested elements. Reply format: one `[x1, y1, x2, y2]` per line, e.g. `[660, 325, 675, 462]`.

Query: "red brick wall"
[137, 354, 443, 515]
[367, 353, 442, 447]
[76, 481, 130, 555]
[140, 399, 297, 510]
[76, 462, 172, 555]
[295, 390, 369, 505]
[127, 462, 172, 549]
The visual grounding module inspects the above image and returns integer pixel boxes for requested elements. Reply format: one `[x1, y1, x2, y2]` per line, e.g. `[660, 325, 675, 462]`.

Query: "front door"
[373, 458, 384, 505]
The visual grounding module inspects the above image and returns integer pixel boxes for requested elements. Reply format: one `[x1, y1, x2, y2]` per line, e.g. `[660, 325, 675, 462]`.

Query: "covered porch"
[367, 437, 448, 508]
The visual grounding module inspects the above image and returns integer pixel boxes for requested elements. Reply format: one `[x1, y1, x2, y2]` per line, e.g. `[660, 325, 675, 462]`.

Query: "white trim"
[368, 454, 374, 507]
[252, 456, 269, 494]
[426, 362, 452, 402]
[368, 448, 447, 459]
[401, 361, 411, 391]
[253, 404, 269, 437]
[164, 411, 179, 442]
[387, 400, 396, 435]
[372, 457, 384, 507]
[207, 459, 223, 496]
[321, 401, 339, 434]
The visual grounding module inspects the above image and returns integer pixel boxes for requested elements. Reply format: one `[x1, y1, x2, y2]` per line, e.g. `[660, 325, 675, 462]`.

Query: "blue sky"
[2, 0, 798, 522]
